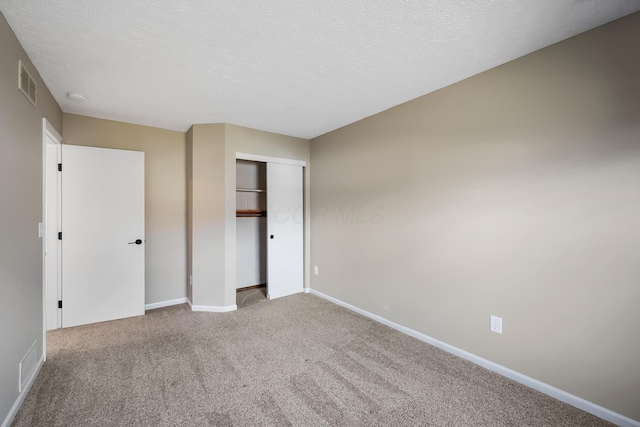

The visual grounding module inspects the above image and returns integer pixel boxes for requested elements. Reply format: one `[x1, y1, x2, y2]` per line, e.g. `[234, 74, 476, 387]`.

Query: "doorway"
[236, 160, 268, 307]
[235, 155, 305, 306]
[43, 141, 146, 330]
[43, 119, 62, 334]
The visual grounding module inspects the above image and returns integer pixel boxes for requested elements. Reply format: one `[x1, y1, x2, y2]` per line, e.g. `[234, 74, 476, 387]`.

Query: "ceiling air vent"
[18, 59, 37, 106]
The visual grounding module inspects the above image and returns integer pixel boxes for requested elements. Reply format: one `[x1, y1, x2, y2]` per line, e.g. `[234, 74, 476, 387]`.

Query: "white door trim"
[44, 118, 62, 143]
[236, 152, 306, 167]
[42, 118, 62, 361]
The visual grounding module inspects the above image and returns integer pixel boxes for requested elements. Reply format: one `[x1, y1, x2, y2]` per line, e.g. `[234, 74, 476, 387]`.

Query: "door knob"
[270, 235, 274, 239]
[128, 239, 143, 245]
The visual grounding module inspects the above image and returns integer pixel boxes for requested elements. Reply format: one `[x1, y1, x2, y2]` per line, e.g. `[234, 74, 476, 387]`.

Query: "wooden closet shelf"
[236, 210, 267, 217]
[236, 188, 265, 193]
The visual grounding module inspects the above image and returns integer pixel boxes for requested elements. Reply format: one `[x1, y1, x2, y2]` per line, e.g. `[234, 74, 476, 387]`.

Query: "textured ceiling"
[1, 0, 639, 139]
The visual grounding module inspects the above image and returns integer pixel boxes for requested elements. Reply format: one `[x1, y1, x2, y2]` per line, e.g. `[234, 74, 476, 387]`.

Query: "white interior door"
[61, 145, 145, 328]
[267, 163, 303, 299]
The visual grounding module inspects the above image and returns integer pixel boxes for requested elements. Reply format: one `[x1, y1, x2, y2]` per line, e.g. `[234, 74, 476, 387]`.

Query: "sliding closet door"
[267, 163, 303, 299]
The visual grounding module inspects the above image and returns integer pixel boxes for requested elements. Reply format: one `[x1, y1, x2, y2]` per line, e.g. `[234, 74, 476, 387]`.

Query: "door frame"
[236, 152, 306, 168]
[42, 118, 62, 360]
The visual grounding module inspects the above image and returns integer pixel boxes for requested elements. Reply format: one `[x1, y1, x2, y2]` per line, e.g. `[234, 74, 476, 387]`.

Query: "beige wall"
[188, 124, 227, 307]
[0, 12, 62, 423]
[186, 127, 193, 303]
[63, 114, 187, 305]
[310, 12, 640, 421]
[188, 124, 310, 308]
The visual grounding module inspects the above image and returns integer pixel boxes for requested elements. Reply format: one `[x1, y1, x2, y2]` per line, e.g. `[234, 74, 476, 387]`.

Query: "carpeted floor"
[13, 293, 612, 426]
[236, 287, 267, 309]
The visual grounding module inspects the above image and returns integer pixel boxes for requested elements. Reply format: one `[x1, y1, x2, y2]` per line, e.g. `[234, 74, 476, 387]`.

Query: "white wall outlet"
[38, 222, 44, 238]
[314, 266, 319, 275]
[490, 315, 503, 334]
[189, 275, 193, 286]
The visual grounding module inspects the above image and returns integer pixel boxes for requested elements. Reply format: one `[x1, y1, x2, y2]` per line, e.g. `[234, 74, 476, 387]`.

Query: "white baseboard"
[145, 297, 188, 311]
[2, 355, 44, 427]
[303, 287, 311, 294]
[309, 289, 639, 427]
[186, 299, 237, 313]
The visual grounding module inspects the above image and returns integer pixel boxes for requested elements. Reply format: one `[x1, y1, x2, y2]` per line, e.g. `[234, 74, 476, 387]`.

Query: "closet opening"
[236, 160, 268, 308]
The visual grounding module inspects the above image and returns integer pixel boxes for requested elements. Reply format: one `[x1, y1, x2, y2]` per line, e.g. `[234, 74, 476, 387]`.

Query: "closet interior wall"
[236, 160, 267, 290]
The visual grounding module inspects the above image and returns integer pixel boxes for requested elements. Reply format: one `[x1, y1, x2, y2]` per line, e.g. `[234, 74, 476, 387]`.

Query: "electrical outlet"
[189, 275, 193, 286]
[490, 315, 503, 334]
[38, 222, 44, 238]
[314, 266, 319, 275]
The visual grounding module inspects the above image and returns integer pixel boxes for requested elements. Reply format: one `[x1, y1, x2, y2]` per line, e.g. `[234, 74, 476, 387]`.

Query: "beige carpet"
[236, 287, 267, 309]
[13, 294, 612, 426]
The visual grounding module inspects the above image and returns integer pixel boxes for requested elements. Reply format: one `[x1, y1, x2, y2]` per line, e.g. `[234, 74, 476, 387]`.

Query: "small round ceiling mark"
[67, 92, 87, 101]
